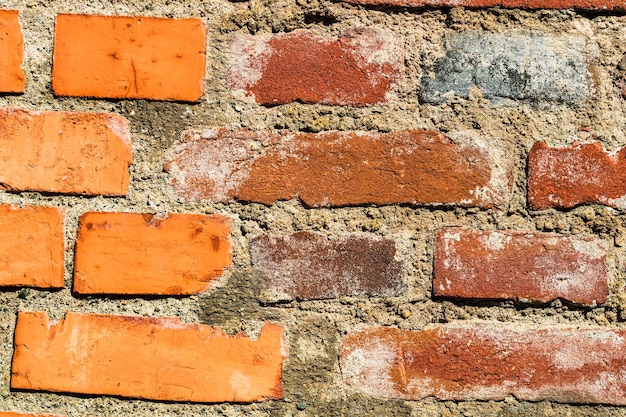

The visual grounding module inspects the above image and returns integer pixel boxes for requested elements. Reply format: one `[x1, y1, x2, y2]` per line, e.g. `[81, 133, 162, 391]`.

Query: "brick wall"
[1, 0, 626, 416]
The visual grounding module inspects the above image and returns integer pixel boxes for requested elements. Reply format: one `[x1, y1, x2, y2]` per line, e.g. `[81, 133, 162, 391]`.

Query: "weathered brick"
[341, 325, 626, 404]
[251, 231, 403, 302]
[528, 141, 626, 210]
[434, 228, 608, 305]
[52, 14, 206, 101]
[165, 129, 512, 209]
[337, 0, 626, 9]
[0, 413, 65, 417]
[228, 29, 401, 106]
[73, 212, 231, 295]
[0, 108, 131, 195]
[0, 10, 25, 93]
[12, 312, 286, 403]
[420, 32, 590, 105]
[0, 205, 64, 289]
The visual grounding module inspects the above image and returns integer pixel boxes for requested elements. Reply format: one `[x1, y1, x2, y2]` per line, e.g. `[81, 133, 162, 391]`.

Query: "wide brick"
[12, 312, 286, 402]
[0, 205, 64, 289]
[420, 32, 590, 105]
[0, 10, 25, 93]
[341, 325, 626, 404]
[0, 108, 131, 195]
[73, 212, 231, 295]
[0, 413, 65, 417]
[52, 14, 206, 101]
[251, 231, 403, 302]
[228, 29, 401, 106]
[337, 0, 626, 9]
[528, 141, 626, 210]
[434, 228, 608, 305]
[165, 129, 512, 208]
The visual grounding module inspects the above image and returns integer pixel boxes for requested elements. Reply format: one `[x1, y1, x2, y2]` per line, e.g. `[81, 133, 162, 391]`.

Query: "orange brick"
[73, 212, 231, 295]
[0, 412, 65, 417]
[52, 14, 206, 101]
[0, 205, 64, 289]
[12, 312, 286, 402]
[0, 10, 25, 93]
[0, 108, 132, 195]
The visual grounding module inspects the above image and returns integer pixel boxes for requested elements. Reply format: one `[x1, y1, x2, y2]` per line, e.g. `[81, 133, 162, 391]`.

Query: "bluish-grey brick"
[420, 31, 591, 105]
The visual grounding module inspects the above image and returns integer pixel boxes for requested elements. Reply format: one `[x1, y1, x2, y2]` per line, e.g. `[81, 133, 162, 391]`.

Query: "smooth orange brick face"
[166, 129, 512, 209]
[0, 10, 25, 93]
[228, 29, 401, 106]
[53, 14, 206, 101]
[12, 312, 286, 402]
[0, 108, 131, 195]
[73, 212, 231, 295]
[434, 229, 608, 305]
[0, 205, 64, 288]
[0, 412, 66, 417]
[528, 141, 626, 210]
[341, 326, 626, 404]
[338, 0, 626, 9]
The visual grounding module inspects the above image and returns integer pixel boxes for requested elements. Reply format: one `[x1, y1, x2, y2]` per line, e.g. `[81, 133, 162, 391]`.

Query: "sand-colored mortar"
[0, 0, 626, 415]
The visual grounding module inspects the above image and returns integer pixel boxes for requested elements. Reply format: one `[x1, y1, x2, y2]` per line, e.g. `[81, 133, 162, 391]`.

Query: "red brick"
[52, 14, 206, 101]
[251, 231, 403, 302]
[434, 228, 608, 305]
[338, 0, 625, 9]
[0, 413, 65, 417]
[341, 325, 626, 404]
[0, 10, 25, 93]
[73, 212, 231, 295]
[528, 141, 626, 210]
[165, 129, 512, 208]
[12, 312, 286, 403]
[228, 29, 401, 106]
[0, 108, 131, 195]
[0, 205, 64, 289]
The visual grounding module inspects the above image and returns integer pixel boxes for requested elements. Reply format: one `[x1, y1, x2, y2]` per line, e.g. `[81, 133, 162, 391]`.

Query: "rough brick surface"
[0, 108, 131, 195]
[420, 32, 590, 105]
[0, 413, 65, 417]
[73, 212, 232, 295]
[434, 229, 608, 305]
[340, 325, 626, 404]
[0, 10, 25, 93]
[166, 129, 512, 208]
[0, 205, 64, 289]
[528, 141, 626, 210]
[338, 0, 626, 9]
[251, 231, 403, 302]
[228, 29, 401, 106]
[52, 14, 206, 101]
[12, 312, 286, 403]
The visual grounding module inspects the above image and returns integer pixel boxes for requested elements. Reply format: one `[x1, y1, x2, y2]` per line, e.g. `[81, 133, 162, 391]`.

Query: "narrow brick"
[0, 205, 64, 289]
[528, 141, 626, 210]
[165, 129, 512, 209]
[52, 14, 206, 101]
[0, 108, 131, 195]
[73, 212, 231, 295]
[341, 325, 626, 404]
[251, 232, 403, 302]
[12, 312, 286, 402]
[420, 32, 590, 105]
[434, 228, 608, 305]
[228, 29, 401, 106]
[0, 10, 25, 93]
[337, 0, 625, 9]
[0, 413, 65, 417]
